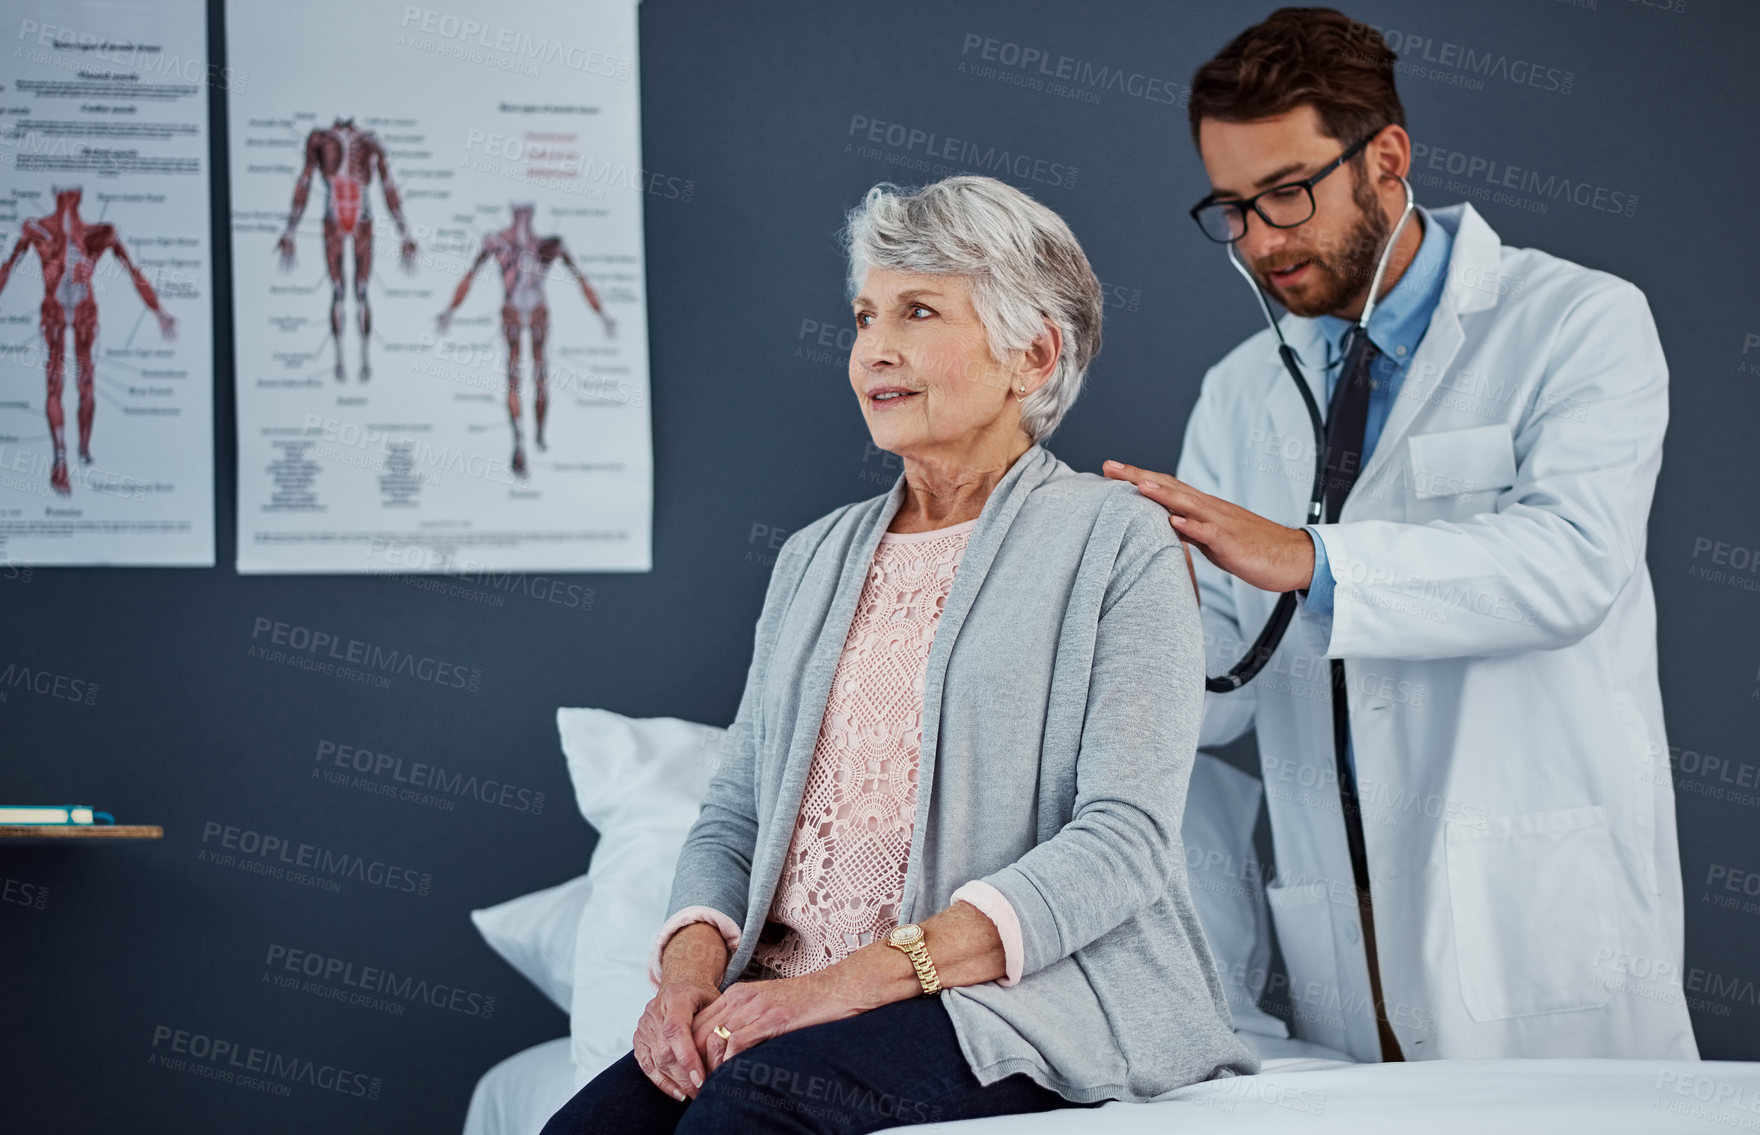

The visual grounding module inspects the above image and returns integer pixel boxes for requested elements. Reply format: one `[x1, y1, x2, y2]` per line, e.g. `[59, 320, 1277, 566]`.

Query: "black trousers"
[539, 995, 1097, 1134]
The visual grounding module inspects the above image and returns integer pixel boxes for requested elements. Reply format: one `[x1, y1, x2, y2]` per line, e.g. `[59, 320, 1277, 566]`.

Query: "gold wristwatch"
[885, 923, 942, 996]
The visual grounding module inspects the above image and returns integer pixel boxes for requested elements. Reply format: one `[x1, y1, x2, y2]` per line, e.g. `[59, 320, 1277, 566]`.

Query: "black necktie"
[1321, 326, 1380, 524]
[1317, 323, 1405, 1060]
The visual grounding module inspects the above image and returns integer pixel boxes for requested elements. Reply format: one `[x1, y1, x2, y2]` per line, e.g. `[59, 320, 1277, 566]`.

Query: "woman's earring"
[1015, 384, 1027, 403]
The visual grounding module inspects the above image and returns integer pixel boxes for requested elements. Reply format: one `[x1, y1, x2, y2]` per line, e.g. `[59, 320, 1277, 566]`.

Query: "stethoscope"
[1204, 176, 1415, 694]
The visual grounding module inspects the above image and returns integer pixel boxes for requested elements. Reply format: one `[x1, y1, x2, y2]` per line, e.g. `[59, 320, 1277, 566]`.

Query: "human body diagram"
[0, 186, 177, 495]
[276, 118, 418, 382]
[436, 204, 616, 477]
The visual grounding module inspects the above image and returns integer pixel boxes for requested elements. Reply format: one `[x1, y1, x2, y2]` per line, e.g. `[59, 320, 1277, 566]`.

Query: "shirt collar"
[1315, 203, 1451, 365]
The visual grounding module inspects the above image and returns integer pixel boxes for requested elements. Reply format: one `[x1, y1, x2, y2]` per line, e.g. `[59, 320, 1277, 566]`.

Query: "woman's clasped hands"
[634, 922, 869, 1102]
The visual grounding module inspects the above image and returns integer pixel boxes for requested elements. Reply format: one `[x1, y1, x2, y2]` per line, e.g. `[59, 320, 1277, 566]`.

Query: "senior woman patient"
[542, 175, 1257, 1134]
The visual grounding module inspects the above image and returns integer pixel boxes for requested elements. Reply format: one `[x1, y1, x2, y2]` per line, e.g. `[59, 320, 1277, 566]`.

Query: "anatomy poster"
[0, 0, 216, 566]
[227, 0, 651, 574]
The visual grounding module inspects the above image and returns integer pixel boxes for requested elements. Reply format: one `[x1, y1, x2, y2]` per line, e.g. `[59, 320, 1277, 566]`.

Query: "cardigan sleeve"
[659, 531, 807, 947]
[969, 509, 1206, 980]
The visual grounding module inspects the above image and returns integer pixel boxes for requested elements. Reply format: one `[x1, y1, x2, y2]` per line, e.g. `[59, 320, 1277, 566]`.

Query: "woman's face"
[848, 268, 1024, 464]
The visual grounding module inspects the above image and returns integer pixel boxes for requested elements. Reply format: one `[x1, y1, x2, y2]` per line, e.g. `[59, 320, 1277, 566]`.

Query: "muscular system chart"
[228, 0, 652, 574]
[0, 0, 216, 566]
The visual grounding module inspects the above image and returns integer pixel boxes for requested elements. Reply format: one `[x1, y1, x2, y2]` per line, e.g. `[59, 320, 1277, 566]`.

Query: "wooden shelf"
[0, 825, 162, 842]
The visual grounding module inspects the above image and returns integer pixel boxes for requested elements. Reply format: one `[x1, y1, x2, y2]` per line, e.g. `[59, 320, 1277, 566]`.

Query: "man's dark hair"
[1188, 7, 1404, 149]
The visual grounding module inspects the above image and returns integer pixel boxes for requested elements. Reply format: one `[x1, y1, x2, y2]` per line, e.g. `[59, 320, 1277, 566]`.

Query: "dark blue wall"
[4, 1, 1756, 1130]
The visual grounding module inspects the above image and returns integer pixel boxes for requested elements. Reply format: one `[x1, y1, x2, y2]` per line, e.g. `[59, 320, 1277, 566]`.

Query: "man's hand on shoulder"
[1103, 460, 1314, 594]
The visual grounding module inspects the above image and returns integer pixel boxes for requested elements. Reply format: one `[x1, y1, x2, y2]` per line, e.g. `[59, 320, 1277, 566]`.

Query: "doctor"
[1104, 8, 1697, 1063]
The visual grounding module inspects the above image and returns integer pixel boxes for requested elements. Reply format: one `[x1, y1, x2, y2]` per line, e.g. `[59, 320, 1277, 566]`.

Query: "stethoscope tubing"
[1203, 177, 1414, 694]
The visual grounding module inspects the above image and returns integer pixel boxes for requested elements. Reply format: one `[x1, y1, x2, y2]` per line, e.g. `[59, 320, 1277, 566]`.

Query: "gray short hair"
[842, 177, 1103, 443]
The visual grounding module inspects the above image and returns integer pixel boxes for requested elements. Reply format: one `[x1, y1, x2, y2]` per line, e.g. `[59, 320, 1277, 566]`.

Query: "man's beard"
[1253, 165, 1391, 319]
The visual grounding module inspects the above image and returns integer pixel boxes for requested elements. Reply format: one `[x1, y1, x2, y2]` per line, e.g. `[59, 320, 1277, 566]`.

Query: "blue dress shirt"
[1299, 206, 1451, 777]
[1303, 205, 1451, 623]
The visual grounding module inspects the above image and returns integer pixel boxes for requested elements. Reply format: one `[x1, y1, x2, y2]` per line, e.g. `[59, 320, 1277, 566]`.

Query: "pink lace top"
[750, 519, 974, 977]
[649, 518, 1025, 989]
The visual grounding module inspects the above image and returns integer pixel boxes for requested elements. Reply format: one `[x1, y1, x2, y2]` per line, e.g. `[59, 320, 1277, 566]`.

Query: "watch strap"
[889, 926, 942, 996]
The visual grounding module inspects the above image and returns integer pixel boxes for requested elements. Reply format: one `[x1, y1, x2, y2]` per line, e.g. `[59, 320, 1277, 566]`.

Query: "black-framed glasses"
[1189, 129, 1380, 244]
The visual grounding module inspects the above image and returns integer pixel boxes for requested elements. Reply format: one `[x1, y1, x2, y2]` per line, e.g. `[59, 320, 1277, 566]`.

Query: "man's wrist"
[1289, 524, 1316, 591]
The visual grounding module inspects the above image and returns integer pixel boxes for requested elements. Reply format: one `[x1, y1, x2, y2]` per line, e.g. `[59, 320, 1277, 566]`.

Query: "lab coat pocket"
[1407, 424, 1517, 500]
[1444, 804, 1622, 1022]
[1265, 878, 1349, 1053]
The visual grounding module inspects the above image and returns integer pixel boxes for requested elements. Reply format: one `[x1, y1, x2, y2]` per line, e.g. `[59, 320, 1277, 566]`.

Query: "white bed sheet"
[906, 1057, 1760, 1134]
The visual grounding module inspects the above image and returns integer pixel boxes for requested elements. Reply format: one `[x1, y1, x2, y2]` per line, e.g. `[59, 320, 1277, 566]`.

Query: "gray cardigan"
[666, 444, 1260, 1103]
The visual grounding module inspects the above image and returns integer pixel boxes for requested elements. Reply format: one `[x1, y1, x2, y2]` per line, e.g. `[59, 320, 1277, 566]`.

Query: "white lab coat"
[1179, 202, 1697, 1062]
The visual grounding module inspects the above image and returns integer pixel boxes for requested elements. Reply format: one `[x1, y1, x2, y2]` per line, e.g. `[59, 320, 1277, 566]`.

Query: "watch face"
[889, 924, 922, 947]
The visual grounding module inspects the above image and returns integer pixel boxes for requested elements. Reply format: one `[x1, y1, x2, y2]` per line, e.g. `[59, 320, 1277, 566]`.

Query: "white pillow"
[1182, 753, 1287, 1038]
[558, 708, 726, 1086]
[470, 873, 594, 1014]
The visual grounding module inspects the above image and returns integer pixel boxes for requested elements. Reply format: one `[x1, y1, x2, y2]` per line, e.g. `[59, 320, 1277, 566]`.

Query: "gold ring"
[713, 1024, 732, 1041]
